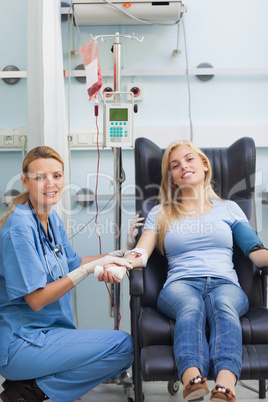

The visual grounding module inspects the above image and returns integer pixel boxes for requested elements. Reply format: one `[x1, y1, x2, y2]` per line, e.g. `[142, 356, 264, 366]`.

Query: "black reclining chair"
[129, 137, 268, 401]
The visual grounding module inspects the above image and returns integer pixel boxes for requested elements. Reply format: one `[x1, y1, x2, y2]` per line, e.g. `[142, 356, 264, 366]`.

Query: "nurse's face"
[21, 158, 64, 211]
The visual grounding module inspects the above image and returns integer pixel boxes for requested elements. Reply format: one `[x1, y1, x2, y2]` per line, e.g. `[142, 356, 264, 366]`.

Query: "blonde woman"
[0, 146, 134, 402]
[125, 140, 268, 402]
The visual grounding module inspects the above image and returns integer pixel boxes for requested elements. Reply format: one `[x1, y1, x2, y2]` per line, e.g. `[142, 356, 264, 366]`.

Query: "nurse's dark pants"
[0, 328, 133, 402]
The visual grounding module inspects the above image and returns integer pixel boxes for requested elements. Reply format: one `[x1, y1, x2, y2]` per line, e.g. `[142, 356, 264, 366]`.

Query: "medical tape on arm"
[124, 247, 148, 267]
[66, 264, 95, 287]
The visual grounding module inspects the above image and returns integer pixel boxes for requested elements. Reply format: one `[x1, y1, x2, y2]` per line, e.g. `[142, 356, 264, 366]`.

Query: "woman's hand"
[97, 263, 127, 283]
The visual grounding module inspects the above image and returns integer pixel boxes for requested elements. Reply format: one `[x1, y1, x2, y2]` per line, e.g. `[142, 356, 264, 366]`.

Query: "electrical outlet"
[126, 83, 143, 101]
[0, 127, 28, 150]
[100, 83, 114, 100]
[4, 135, 14, 145]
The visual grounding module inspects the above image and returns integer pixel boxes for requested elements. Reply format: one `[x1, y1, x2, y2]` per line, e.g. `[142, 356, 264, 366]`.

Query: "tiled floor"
[1, 376, 266, 401]
[77, 380, 266, 401]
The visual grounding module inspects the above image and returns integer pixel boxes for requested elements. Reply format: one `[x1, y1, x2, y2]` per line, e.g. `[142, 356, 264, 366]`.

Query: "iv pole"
[91, 32, 143, 329]
[112, 34, 123, 330]
[87, 32, 143, 400]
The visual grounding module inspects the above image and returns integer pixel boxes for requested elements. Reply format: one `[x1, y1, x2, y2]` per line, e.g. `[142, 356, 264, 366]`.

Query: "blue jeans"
[157, 277, 249, 381]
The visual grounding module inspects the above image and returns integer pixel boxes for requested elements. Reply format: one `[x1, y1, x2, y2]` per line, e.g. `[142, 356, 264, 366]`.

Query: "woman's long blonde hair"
[156, 140, 220, 254]
[0, 146, 64, 231]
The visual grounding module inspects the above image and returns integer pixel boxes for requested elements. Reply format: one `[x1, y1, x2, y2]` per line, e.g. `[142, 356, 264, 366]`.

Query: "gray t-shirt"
[143, 199, 248, 288]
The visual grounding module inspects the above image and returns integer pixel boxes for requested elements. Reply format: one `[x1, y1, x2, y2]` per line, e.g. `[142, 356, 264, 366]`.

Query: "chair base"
[133, 344, 268, 400]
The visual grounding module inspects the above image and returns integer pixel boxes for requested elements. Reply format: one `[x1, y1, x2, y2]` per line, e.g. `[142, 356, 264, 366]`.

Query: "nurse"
[0, 146, 134, 402]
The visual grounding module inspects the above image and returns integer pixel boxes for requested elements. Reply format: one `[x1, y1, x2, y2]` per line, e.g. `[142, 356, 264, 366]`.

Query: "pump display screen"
[110, 108, 128, 122]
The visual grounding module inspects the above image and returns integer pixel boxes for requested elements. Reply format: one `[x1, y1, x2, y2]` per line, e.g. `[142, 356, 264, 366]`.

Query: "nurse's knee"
[114, 331, 134, 367]
[115, 331, 134, 354]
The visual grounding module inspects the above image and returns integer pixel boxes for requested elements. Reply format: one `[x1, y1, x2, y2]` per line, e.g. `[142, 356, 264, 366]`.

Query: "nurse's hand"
[126, 214, 145, 249]
[67, 256, 131, 287]
[109, 214, 145, 258]
[98, 264, 127, 283]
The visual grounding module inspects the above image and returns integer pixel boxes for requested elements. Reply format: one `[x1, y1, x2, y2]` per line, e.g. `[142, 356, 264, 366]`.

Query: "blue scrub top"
[0, 204, 82, 366]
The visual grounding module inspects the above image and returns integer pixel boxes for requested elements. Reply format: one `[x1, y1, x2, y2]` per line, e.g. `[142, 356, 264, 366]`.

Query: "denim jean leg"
[157, 279, 210, 380]
[205, 279, 249, 381]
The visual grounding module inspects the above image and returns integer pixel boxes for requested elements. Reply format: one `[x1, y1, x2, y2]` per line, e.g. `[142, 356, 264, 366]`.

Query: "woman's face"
[21, 158, 64, 211]
[169, 145, 208, 190]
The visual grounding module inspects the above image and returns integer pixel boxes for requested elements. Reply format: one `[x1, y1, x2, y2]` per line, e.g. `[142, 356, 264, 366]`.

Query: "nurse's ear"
[21, 173, 29, 191]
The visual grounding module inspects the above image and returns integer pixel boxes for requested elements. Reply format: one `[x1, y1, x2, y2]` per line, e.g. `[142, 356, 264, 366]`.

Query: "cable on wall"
[181, 16, 193, 142]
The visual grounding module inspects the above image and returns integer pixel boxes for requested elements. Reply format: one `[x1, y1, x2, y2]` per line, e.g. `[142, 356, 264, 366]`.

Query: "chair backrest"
[135, 137, 263, 309]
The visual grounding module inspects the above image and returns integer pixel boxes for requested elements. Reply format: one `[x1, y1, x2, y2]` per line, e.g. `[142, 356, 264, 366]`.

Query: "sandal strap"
[185, 376, 207, 389]
[211, 384, 235, 401]
[183, 376, 209, 400]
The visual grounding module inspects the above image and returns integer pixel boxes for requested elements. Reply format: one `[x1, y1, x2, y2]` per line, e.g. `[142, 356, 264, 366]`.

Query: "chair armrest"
[261, 266, 268, 277]
[129, 267, 144, 297]
[261, 266, 268, 307]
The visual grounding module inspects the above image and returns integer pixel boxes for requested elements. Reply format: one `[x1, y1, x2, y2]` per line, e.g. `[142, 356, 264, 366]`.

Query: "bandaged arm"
[124, 229, 157, 267]
[232, 221, 268, 267]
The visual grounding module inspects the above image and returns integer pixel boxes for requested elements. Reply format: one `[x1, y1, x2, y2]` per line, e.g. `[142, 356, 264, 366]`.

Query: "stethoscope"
[28, 198, 65, 281]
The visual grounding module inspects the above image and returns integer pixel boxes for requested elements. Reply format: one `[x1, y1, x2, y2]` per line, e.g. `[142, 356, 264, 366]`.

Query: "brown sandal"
[183, 376, 209, 401]
[210, 384, 236, 402]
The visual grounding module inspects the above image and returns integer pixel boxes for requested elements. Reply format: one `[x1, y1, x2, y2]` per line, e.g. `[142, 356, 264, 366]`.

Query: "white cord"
[20, 135, 27, 167]
[71, 7, 85, 45]
[181, 17, 193, 142]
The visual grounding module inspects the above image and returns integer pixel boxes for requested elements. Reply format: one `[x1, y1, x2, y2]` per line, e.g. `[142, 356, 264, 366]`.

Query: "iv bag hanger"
[90, 32, 144, 43]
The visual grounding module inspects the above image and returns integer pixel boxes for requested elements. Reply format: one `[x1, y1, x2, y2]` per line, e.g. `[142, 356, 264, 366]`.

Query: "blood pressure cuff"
[232, 221, 264, 258]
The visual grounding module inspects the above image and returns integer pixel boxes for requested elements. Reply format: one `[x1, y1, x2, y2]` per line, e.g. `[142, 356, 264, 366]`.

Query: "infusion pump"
[103, 102, 134, 148]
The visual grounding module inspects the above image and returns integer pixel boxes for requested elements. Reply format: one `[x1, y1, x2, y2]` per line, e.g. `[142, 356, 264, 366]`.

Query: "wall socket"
[0, 127, 28, 149]
[100, 83, 114, 100]
[126, 83, 143, 101]
[101, 83, 144, 101]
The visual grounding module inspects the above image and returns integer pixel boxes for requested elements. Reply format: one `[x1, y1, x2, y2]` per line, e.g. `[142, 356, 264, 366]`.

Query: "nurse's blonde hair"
[0, 146, 64, 231]
[156, 140, 220, 254]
